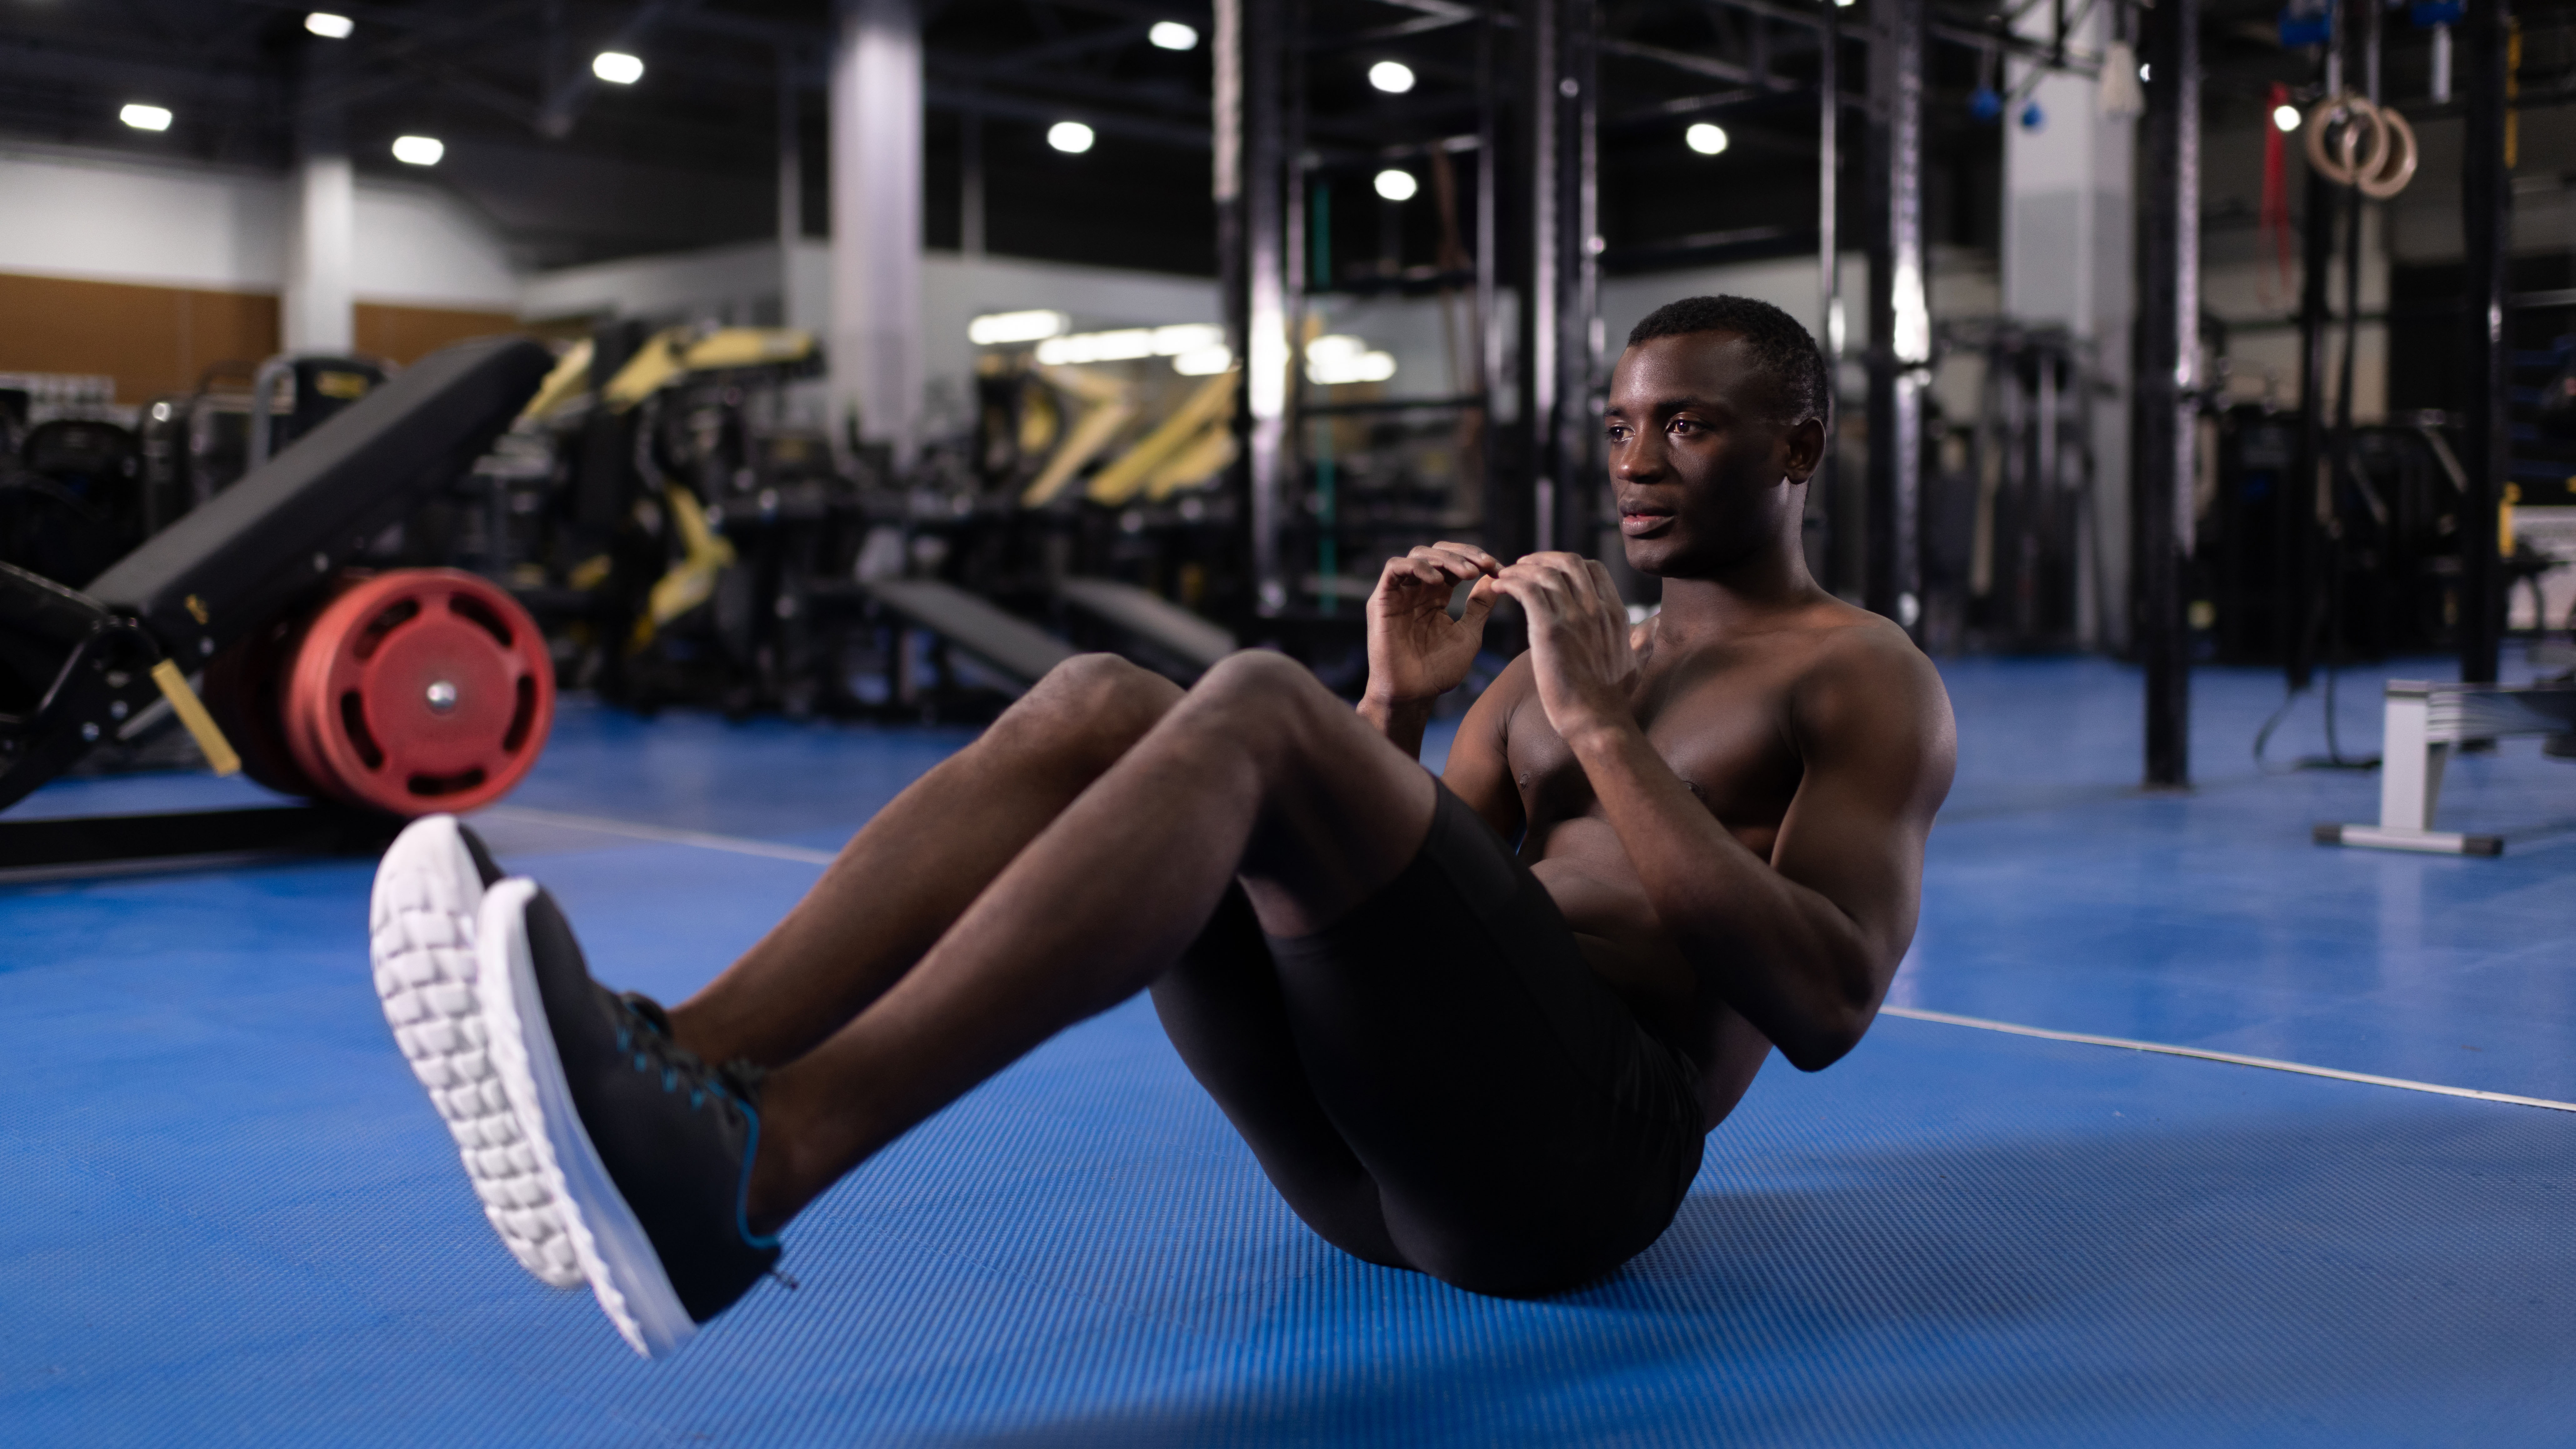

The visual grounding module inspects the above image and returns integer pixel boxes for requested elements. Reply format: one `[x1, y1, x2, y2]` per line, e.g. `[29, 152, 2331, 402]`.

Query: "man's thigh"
[1168, 650, 1440, 940]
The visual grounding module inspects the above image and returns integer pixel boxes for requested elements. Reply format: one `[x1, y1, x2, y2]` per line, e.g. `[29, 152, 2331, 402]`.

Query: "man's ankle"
[742, 1082, 811, 1239]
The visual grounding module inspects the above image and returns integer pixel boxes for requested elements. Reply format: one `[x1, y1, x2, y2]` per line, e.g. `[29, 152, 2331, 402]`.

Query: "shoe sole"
[369, 816, 582, 1290]
[478, 879, 698, 1360]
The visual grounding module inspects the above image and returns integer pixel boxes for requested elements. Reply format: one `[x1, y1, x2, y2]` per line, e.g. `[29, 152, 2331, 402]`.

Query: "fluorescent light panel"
[1148, 21, 1198, 50]
[1033, 323, 1224, 367]
[392, 135, 444, 165]
[305, 12, 354, 39]
[1305, 335, 1396, 386]
[968, 310, 1069, 346]
[120, 103, 172, 131]
[592, 51, 644, 84]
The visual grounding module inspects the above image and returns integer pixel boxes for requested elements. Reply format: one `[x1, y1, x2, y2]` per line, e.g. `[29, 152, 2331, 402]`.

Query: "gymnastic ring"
[2305, 95, 2389, 188]
[2358, 105, 2418, 200]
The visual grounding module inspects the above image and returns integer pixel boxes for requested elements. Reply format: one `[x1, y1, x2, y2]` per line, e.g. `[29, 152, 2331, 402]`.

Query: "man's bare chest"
[1506, 653, 1808, 849]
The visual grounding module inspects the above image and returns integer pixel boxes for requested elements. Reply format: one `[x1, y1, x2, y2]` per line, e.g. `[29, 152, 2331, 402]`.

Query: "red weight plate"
[200, 609, 324, 800]
[282, 568, 555, 817]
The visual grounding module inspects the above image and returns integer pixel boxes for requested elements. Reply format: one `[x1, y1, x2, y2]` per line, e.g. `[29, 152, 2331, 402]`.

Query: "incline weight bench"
[2314, 679, 2576, 856]
[0, 336, 556, 879]
[1055, 577, 1236, 680]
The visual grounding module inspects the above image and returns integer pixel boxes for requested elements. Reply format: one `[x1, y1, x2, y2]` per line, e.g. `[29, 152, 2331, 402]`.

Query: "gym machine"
[0, 336, 556, 879]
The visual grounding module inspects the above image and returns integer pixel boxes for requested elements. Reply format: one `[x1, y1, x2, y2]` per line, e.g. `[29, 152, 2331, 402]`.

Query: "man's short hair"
[1625, 295, 1832, 433]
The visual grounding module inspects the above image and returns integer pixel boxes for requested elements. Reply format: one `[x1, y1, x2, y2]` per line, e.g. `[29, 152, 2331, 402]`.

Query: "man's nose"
[1613, 435, 1665, 479]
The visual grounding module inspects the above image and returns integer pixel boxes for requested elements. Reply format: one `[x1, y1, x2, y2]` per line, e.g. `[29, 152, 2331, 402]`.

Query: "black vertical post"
[1814, 5, 1841, 591]
[2459, 0, 2510, 684]
[1220, 0, 1292, 617]
[1548, 0, 1600, 560]
[2136, 0, 2198, 788]
[1520, 0, 1561, 554]
[2290, 161, 2333, 690]
[1863, 0, 1925, 631]
[1474, 8, 1510, 563]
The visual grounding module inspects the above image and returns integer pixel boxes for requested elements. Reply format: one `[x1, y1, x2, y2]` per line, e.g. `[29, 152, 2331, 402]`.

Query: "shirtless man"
[368, 294, 1955, 1359]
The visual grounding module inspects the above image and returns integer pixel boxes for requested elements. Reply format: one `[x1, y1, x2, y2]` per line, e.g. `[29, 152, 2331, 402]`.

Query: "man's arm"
[1433, 656, 1529, 842]
[1574, 630, 1950, 1069]
[1495, 556, 1955, 1072]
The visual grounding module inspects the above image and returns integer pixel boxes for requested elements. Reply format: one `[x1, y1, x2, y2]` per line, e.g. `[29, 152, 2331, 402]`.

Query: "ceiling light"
[2273, 103, 2303, 132]
[2138, 62, 2151, 82]
[592, 51, 644, 85]
[119, 103, 172, 132]
[1151, 323, 1224, 355]
[1373, 168, 1418, 202]
[1172, 345, 1234, 376]
[1048, 120, 1095, 154]
[968, 310, 1069, 346]
[392, 135, 444, 166]
[1038, 328, 1156, 365]
[1368, 61, 1415, 94]
[1685, 122, 1729, 156]
[1148, 21, 1198, 50]
[304, 12, 354, 39]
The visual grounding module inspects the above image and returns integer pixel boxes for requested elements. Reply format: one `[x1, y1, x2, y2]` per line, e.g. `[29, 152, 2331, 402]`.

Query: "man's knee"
[1189, 650, 1335, 736]
[1006, 653, 1181, 763]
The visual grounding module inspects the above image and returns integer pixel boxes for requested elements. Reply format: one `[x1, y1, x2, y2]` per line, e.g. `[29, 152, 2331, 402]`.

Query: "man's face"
[1603, 331, 1822, 578]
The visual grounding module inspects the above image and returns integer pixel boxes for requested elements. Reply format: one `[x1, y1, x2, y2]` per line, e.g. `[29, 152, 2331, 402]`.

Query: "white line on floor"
[473, 812, 2573, 1116]
[1882, 1005, 2576, 1114]
[480, 806, 840, 866]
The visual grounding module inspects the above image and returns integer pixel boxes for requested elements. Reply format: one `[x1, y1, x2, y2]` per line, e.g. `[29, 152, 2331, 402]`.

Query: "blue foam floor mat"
[5, 656, 2573, 1445]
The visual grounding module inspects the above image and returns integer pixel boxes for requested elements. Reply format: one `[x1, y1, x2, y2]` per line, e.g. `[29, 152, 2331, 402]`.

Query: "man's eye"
[1668, 419, 1698, 436]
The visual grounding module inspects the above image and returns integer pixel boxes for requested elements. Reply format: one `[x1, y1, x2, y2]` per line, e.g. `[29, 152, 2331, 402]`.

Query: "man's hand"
[1492, 552, 1641, 745]
[1363, 542, 1503, 713]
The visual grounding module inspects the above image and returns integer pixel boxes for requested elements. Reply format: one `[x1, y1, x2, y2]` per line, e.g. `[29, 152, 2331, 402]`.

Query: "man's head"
[1606, 296, 1830, 579]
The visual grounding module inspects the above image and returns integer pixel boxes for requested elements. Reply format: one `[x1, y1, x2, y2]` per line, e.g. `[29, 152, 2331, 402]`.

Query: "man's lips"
[1618, 506, 1674, 537]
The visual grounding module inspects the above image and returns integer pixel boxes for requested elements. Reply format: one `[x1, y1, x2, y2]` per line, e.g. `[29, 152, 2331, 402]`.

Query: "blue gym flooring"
[4, 655, 2573, 1446]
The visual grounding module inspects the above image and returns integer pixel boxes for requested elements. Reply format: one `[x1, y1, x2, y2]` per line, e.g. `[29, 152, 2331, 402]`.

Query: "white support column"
[830, 0, 924, 465]
[2003, 5, 2133, 650]
[2376, 689, 2445, 832]
[284, 149, 355, 354]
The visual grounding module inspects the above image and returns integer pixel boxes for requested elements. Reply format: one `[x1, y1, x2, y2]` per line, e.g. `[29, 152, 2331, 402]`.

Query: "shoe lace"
[612, 992, 766, 1117]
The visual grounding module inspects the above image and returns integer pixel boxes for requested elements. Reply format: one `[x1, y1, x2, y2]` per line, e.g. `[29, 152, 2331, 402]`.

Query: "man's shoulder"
[1781, 605, 1952, 752]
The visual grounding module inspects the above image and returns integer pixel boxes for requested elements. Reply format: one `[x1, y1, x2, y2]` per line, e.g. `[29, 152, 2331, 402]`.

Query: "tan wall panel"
[0, 271, 279, 401]
[354, 303, 526, 367]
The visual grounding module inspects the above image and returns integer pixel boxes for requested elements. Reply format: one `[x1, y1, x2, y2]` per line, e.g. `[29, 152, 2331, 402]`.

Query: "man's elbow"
[1775, 980, 1882, 1072]
[1778, 1016, 1867, 1073]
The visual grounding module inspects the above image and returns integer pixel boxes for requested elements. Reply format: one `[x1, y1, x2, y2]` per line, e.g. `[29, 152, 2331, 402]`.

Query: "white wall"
[0, 140, 517, 308]
[518, 238, 785, 327]
[349, 182, 519, 309]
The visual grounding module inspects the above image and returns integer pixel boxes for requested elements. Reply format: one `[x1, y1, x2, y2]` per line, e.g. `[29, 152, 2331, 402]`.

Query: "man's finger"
[1416, 544, 1498, 579]
[1458, 575, 1503, 627]
[1430, 542, 1503, 574]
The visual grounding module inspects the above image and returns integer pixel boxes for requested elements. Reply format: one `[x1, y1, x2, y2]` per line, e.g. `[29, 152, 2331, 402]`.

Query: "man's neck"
[1650, 533, 1826, 637]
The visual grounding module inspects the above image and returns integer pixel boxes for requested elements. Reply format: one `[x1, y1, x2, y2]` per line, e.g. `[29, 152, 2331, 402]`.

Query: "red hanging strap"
[2263, 82, 2294, 305]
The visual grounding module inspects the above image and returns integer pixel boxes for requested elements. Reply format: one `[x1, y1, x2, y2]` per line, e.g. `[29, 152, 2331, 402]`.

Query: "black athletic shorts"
[1149, 782, 1708, 1297]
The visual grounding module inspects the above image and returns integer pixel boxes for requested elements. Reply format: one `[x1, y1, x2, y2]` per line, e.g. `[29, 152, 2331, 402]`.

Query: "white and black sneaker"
[476, 879, 782, 1359]
[369, 816, 581, 1289]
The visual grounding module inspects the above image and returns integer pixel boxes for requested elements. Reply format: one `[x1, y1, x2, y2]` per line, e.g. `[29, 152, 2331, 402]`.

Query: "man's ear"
[1781, 416, 1827, 484]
